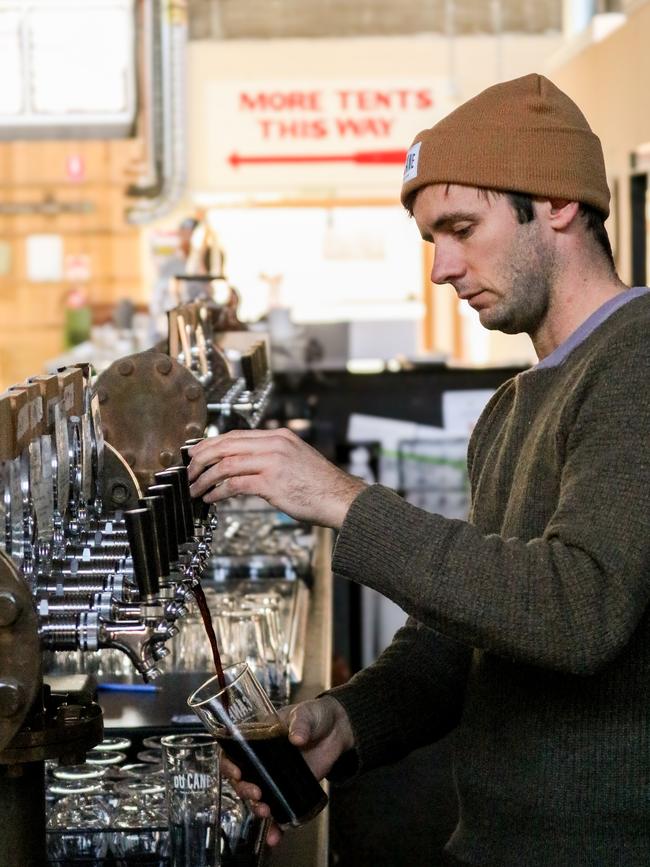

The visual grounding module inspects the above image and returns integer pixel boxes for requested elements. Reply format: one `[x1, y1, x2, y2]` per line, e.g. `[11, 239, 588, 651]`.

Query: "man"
[150, 216, 199, 339]
[188, 74, 650, 865]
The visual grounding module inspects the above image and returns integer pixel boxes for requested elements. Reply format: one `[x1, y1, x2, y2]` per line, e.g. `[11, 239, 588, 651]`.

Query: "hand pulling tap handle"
[155, 467, 194, 541]
[138, 495, 171, 579]
[180, 440, 211, 522]
[153, 471, 189, 544]
[147, 484, 179, 561]
[124, 508, 160, 601]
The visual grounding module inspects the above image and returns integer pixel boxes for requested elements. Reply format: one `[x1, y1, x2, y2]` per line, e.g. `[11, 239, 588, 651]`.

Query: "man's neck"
[531, 267, 629, 361]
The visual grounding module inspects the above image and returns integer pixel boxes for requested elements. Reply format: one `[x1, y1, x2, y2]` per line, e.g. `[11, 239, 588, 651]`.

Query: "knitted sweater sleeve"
[325, 618, 471, 777]
[332, 346, 650, 675]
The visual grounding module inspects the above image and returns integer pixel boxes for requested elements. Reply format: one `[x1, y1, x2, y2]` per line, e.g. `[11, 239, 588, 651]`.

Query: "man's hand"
[188, 429, 367, 530]
[221, 696, 356, 846]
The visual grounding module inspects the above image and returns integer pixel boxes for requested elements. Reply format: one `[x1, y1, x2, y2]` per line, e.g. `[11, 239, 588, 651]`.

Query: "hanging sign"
[192, 78, 454, 194]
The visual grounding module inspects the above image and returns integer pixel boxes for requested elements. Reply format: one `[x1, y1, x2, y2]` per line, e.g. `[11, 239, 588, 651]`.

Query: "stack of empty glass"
[171, 585, 300, 707]
[45, 732, 266, 866]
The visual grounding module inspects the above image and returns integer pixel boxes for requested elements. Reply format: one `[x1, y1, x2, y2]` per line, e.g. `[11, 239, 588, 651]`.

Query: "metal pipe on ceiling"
[126, 0, 188, 224]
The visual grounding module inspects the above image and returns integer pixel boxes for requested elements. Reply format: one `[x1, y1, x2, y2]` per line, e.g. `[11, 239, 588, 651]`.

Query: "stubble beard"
[478, 223, 557, 336]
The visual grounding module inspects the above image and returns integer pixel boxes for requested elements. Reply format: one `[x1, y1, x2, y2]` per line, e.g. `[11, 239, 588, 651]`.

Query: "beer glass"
[110, 780, 169, 867]
[47, 779, 111, 863]
[161, 733, 221, 867]
[187, 662, 327, 828]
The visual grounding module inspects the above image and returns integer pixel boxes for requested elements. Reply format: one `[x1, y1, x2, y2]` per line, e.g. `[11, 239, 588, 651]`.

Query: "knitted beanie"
[400, 73, 610, 217]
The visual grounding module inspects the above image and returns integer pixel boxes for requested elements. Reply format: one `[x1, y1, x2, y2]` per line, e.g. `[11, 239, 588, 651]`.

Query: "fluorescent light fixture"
[0, 0, 136, 138]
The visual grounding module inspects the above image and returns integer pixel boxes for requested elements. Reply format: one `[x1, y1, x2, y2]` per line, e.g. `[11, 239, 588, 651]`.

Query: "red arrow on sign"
[229, 149, 407, 168]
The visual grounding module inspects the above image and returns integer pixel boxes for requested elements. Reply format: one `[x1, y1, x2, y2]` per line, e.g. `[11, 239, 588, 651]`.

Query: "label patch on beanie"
[403, 142, 421, 182]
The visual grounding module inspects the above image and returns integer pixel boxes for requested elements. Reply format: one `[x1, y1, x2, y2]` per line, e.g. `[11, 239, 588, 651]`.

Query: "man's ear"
[544, 198, 580, 231]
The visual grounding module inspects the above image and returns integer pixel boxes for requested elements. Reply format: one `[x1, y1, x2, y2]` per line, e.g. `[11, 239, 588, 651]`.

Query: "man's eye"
[454, 225, 473, 239]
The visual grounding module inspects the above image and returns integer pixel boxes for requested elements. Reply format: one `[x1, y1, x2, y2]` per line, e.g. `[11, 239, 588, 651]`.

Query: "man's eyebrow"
[420, 210, 480, 241]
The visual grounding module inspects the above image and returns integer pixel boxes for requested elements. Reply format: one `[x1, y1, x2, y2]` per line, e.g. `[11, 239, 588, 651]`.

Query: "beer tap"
[56, 367, 87, 535]
[180, 439, 217, 574]
[40, 506, 175, 682]
[57, 366, 127, 543]
[138, 493, 188, 621]
[1, 389, 36, 583]
[28, 374, 69, 549]
[40, 610, 165, 682]
[123, 506, 175, 661]
[146, 482, 195, 608]
[8, 381, 54, 564]
[0, 397, 12, 556]
[154, 466, 208, 581]
[207, 341, 273, 431]
[0, 392, 28, 566]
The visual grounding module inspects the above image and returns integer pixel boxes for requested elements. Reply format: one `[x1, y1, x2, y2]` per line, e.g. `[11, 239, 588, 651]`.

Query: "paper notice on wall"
[442, 389, 494, 435]
[26, 234, 64, 282]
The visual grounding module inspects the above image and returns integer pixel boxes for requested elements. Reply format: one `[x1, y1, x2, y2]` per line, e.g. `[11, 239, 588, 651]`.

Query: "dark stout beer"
[217, 722, 327, 826]
[193, 584, 228, 706]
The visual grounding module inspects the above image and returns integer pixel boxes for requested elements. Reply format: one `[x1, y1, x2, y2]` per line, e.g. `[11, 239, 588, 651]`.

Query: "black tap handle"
[180, 439, 211, 523]
[124, 508, 160, 600]
[181, 437, 203, 467]
[253, 343, 264, 389]
[258, 341, 269, 378]
[180, 444, 195, 469]
[241, 353, 255, 391]
[170, 465, 195, 537]
[146, 484, 179, 561]
[139, 495, 170, 578]
[154, 468, 193, 543]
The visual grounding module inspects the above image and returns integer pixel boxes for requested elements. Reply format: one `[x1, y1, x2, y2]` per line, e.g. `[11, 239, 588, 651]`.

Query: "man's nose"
[431, 244, 465, 285]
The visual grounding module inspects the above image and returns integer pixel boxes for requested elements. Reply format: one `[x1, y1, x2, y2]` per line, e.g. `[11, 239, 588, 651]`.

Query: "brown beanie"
[400, 73, 610, 217]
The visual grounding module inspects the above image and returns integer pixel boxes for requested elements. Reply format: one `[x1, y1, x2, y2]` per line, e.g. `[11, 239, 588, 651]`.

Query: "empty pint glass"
[187, 662, 328, 828]
[161, 733, 221, 867]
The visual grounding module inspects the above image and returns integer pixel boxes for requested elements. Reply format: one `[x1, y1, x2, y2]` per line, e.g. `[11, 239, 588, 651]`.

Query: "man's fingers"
[189, 454, 270, 497]
[288, 728, 308, 746]
[188, 431, 295, 480]
[288, 719, 312, 746]
[288, 700, 326, 744]
[201, 474, 262, 504]
[220, 755, 241, 781]
[264, 822, 284, 847]
[233, 781, 262, 802]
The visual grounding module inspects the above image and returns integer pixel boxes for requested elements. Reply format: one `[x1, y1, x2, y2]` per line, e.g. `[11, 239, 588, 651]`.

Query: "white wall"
[188, 33, 563, 200]
[184, 33, 561, 366]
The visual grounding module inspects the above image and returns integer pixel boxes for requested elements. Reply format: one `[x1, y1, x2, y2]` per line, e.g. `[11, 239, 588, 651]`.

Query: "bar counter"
[100, 527, 334, 867]
[267, 527, 332, 867]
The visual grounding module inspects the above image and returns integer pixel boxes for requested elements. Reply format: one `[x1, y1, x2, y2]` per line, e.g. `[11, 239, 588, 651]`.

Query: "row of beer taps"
[0, 364, 213, 681]
[168, 299, 273, 429]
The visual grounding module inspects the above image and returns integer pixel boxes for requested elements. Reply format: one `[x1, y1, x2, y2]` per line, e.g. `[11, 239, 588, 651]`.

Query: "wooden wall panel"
[110, 235, 142, 282]
[0, 137, 145, 389]
[0, 326, 63, 385]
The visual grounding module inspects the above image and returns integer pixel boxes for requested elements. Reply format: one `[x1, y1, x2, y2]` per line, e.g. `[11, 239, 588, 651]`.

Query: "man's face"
[412, 183, 557, 336]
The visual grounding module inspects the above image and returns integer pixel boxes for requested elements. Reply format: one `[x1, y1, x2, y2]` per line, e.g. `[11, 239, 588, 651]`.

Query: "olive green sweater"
[329, 290, 650, 865]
